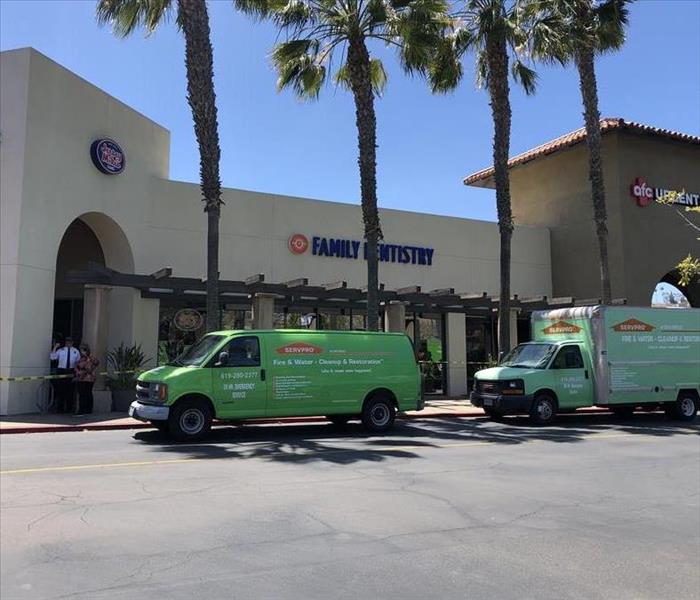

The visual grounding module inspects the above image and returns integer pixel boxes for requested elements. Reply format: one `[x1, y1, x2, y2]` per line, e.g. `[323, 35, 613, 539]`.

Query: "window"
[220, 336, 260, 367]
[552, 346, 584, 370]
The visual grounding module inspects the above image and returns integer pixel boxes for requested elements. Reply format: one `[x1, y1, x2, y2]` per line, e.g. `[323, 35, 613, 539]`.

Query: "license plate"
[483, 397, 493, 407]
[128, 405, 135, 417]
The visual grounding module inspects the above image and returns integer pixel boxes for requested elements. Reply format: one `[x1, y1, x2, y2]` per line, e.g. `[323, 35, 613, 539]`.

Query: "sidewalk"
[0, 399, 610, 435]
[1, 398, 482, 434]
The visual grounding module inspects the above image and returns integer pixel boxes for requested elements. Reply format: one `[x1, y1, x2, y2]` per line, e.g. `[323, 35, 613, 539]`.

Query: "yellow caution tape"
[0, 370, 143, 382]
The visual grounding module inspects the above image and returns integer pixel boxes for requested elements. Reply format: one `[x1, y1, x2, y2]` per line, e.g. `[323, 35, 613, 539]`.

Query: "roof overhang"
[463, 118, 700, 189]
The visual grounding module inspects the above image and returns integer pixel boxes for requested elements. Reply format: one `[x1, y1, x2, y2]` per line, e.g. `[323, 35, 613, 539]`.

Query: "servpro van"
[470, 306, 700, 424]
[129, 330, 423, 441]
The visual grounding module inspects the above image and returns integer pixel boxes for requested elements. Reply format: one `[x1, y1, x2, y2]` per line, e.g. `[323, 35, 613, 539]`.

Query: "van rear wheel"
[168, 399, 212, 442]
[672, 393, 698, 422]
[362, 395, 395, 433]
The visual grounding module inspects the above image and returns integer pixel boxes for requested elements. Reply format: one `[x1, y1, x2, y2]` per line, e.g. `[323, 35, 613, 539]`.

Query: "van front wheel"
[362, 395, 395, 433]
[169, 399, 212, 442]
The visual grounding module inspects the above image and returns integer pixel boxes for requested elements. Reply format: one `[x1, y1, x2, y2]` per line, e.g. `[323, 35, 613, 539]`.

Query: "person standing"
[75, 344, 99, 415]
[50, 337, 80, 413]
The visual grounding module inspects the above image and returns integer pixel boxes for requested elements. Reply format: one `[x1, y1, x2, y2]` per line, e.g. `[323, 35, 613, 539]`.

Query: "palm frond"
[511, 58, 537, 95]
[273, 39, 327, 98]
[593, 0, 630, 52]
[96, 0, 173, 37]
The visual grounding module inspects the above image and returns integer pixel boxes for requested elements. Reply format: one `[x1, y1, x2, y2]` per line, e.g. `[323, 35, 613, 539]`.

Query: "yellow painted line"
[0, 458, 198, 475]
[0, 432, 668, 476]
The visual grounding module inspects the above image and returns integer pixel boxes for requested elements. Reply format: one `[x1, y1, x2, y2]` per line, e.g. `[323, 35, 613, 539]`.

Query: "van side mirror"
[216, 351, 229, 367]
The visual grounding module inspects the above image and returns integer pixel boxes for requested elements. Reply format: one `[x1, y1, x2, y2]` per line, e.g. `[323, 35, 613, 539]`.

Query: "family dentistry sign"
[630, 177, 699, 208]
[288, 234, 435, 266]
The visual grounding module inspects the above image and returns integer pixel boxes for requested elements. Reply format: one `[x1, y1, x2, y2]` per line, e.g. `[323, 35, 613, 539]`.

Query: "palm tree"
[235, 0, 449, 331]
[97, 0, 223, 331]
[526, 0, 631, 305]
[426, 0, 536, 356]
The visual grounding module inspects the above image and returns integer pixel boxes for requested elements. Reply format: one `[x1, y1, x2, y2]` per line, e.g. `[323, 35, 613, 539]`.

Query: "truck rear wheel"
[529, 394, 557, 426]
[168, 399, 212, 442]
[671, 393, 698, 422]
[362, 394, 395, 433]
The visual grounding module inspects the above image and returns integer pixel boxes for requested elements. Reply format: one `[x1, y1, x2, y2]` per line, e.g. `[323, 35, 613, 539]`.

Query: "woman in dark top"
[75, 344, 99, 415]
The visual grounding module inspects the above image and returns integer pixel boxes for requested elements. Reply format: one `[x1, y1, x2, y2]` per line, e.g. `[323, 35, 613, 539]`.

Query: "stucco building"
[1, 48, 697, 415]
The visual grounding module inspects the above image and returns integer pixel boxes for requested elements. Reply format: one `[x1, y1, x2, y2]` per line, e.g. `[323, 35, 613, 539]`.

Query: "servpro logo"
[276, 342, 322, 355]
[612, 319, 655, 332]
[288, 234, 310, 255]
[542, 321, 582, 335]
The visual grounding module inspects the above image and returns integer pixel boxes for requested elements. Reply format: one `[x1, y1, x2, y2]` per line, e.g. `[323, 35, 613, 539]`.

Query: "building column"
[445, 312, 468, 397]
[384, 301, 407, 333]
[252, 294, 276, 329]
[498, 307, 520, 355]
[82, 285, 112, 375]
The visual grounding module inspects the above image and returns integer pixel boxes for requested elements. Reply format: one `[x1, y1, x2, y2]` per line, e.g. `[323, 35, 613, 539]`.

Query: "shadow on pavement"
[132, 412, 698, 465]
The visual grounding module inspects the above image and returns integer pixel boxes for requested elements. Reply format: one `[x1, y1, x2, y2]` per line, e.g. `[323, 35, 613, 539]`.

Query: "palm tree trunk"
[576, 43, 612, 305]
[178, 0, 223, 331]
[347, 35, 382, 331]
[487, 35, 514, 358]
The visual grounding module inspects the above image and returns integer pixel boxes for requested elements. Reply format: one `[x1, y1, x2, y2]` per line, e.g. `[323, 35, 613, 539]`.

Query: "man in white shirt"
[50, 337, 80, 413]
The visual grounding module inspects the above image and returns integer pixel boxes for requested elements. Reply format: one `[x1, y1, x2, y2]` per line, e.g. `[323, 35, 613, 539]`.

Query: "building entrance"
[52, 218, 106, 344]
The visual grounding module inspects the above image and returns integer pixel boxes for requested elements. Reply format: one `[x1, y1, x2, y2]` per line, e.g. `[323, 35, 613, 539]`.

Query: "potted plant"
[105, 343, 150, 412]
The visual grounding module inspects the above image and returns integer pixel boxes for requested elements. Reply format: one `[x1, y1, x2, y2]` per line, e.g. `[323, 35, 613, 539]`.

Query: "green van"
[129, 330, 423, 441]
[470, 306, 700, 425]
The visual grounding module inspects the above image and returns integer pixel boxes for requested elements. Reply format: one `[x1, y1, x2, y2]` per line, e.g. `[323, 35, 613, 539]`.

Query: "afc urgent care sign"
[630, 177, 699, 208]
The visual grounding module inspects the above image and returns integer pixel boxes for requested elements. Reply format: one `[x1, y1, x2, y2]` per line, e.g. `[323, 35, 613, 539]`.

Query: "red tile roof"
[463, 118, 700, 187]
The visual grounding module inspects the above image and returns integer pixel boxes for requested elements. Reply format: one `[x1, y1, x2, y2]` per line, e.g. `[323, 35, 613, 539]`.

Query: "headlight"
[501, 379, 525, 395]
[150, 383, 168, 403]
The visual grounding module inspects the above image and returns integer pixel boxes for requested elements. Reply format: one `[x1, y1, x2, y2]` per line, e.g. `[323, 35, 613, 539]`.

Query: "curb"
[0, 407, 611, 435]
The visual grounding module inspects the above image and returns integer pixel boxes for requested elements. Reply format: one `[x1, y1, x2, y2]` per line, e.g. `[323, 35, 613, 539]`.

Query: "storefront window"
[414, 315, 445, 395]
[466, 316, 496, 385]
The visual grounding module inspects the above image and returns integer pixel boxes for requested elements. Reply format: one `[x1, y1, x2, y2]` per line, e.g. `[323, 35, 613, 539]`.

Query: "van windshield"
[168, 335, 226, 367]
[500, 343, 556, 369]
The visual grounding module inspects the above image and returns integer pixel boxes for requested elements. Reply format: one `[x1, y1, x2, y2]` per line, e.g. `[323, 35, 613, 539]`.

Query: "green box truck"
[470, 306, 700, 424]
[129, 330, 423, 441]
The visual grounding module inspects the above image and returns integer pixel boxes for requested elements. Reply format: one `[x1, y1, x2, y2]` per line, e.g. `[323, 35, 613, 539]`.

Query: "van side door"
[549, 344, 593, 409]
[210, 335, 268, 419]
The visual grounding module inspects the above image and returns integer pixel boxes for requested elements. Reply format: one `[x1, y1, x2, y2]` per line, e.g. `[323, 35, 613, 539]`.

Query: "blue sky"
[1, 0, 699, 222]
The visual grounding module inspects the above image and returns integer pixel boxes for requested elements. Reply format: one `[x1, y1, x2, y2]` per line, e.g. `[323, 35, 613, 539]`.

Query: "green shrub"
[105, 343, 150, 391]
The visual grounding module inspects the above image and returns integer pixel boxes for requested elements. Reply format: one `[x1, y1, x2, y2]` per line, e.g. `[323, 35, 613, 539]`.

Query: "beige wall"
[1, 48, 552, 414]
[508, 135, 626, 301]
[508, 131, 699, 306]
[613, 133, 699, 305]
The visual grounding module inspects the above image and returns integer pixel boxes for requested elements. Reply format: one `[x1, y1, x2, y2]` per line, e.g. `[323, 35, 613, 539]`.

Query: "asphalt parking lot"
[2, 414, 699, 600]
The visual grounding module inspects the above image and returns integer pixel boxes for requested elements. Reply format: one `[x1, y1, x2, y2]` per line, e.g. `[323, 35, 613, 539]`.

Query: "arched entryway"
[52, 212, 135, 347]
[652, 269, 699, 308]
[52, 219, 106, 342]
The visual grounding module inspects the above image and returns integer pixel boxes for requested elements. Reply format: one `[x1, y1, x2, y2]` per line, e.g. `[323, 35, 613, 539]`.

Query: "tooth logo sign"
[612, 319, 655, 332]
[288, 234, 310, 255]
[542, 321, 582, 335]
[276, 342, 323, 354]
